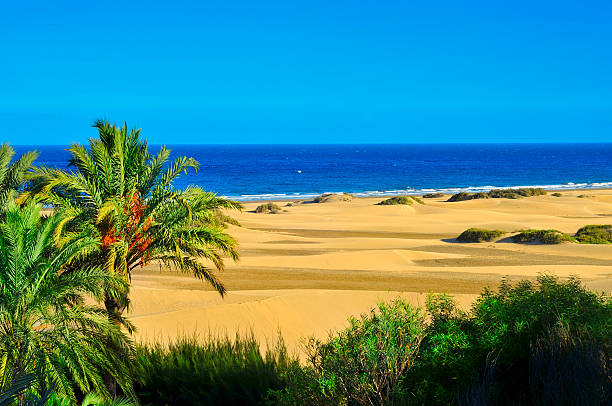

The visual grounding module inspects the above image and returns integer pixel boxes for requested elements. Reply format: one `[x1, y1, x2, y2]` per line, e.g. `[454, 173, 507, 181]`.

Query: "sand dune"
[129, 189, 612, 352]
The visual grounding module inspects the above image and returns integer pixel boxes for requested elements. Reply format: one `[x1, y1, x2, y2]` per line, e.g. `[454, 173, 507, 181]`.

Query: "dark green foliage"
[551, 192, 562, 197]
[575, 224, 612, 244]
[377, 196, 424, 205]
[447, 188, 547, 202]
[456, 228, 506, 242]
[134, 334, 297, 406]
[410, 276, 611, 406]
[270, 300, 426, 406]
[512, 229, 576, 244]
[423, 192, 445, 198]
[577, 194, 594, 198]
[528, 324, 611, 406]
[255, 202, 282, 213]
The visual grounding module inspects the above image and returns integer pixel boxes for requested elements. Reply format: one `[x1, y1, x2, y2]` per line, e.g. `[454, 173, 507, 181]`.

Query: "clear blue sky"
[1, 0, 611, 144]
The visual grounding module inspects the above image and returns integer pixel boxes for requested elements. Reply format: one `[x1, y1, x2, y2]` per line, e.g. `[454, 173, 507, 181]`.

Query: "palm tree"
[0, 200, 135, 402]
[0, 143, 37, 211]
[21, 120, 241, 323]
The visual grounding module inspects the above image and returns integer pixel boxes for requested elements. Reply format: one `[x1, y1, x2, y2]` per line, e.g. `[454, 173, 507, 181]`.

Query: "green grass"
[447, 188, 547, 202]
[512, 229, 576, 244]
[575, 224, 612, 244]
[377, 196, 424, 205]
[254, 202, 282, 213]
[456, 228, 506, 243]
[134, 333, 297, 406]
[423, 192, 445, 198]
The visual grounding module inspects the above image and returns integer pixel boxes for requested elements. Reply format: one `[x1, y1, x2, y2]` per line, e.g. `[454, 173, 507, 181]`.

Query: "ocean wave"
[224, 181, 612, 201]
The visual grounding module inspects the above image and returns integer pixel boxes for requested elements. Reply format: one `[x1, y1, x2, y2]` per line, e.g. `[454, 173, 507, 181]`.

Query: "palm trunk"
[103, 294, 126, 398]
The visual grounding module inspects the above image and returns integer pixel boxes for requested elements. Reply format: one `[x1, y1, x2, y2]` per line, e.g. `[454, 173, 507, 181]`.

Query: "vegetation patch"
[423, 192, 445, 198]
[312, 193, 354, 203]
[456, 228, 506, 242]
[577, 194, 594, 198]
[551, 192, 563, 197]
[377, 196, 424, 205]
[135, 334, 297, 405]
[447, 188, 547, 202]
[254, 202, 282, 213]
[575, 224, 612, 244]
[512, 229, 576, 244]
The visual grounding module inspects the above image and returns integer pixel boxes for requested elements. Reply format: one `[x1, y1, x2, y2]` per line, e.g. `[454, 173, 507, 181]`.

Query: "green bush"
[551, 192, 563, 197]
[409, 275, 612, 405]
[575, 224, 612, 244]
[376, 196, 424, 206]
[377, 196, 413, 205]
[270, 299, 426, 406]
[255, 202, 282, 213]
[512, 229, 576, 244]
[423, 192, 445, 198]
[447, 188, 546, 202]
[577, 194, 594, 198]
[456, 228, 506, 243]
[134, 334, 297, 406]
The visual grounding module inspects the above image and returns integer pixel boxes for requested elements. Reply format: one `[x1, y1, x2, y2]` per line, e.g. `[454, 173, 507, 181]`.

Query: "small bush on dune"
[377, 196, 412, 205]
[552, 192, 563, 197]
[447, 188, 547, 202]
[135, 334, 297, 406]
[575, 224, 612, 244]
[377, 196, 424, 206]
[577, 194, 594, 198]
[512, 229, 576, 244]
[255, 202, 282, 213]
[423, 192, 445, 198]
[312, 193, 354, 203]
[456, 228, 506, 242]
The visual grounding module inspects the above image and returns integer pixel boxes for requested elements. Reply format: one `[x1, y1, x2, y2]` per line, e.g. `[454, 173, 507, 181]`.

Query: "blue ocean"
[14, 144, 612, 201]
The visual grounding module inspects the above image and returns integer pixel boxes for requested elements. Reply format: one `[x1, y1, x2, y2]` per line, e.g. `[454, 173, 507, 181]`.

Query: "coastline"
[229, 186, 612, 202]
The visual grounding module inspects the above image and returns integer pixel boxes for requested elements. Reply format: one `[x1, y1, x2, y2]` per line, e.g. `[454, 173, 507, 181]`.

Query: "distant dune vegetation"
[457, 224, 612, 244]
[456, 228, 506, 242]
[255, 202, 283, 214]
[447, 188, 547, 202]
[377, 196, 424, 205]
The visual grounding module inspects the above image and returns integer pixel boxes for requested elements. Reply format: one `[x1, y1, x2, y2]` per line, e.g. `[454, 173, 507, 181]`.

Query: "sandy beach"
[128, 189, 612, 354]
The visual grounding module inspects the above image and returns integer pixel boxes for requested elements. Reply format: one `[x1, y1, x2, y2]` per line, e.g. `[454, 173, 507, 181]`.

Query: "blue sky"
[1, 1, 611, 144]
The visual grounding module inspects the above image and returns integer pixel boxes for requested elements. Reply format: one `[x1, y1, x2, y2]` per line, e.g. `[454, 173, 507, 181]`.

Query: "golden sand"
[128, 189, 612, 353]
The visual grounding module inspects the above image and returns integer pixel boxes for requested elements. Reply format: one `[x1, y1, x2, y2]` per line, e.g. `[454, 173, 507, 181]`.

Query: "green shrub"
[270, 299, 426, 406]
[577, 194, 594, 198]
[423, 192, 445, 198]
[255, 202, 282, 213]
[512, 229, 576, 244]
[377, 196, 413, 205]
[575, 224, 612, 244]
[447, 188, 546, 202]
[456, 228, 506, 243]
[134, 334, 297, 406]
[409, 276, 612, 405]
[551, 192, 563, 197]
[376, 196, 424, 206]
